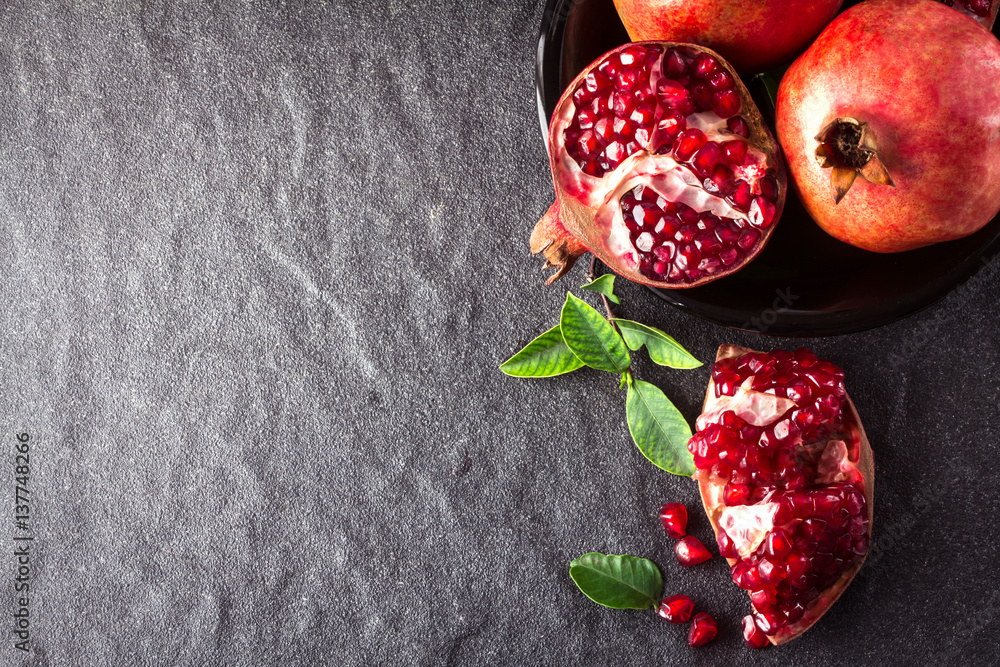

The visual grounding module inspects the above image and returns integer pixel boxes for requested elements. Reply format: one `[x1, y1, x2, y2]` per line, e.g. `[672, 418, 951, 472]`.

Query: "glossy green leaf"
[559, 293, 630, 373]
[755, 67, 786, 111]
[500, 326, 585, 378]
[580, 274, 620, 304]
[626, 379, 695, 476]
[569, 553, 663, 610]
[614, 320, 702, 369]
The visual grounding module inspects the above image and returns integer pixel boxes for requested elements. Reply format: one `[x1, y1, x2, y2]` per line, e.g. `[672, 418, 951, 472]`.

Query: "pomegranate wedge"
[688, 345, 874, 645]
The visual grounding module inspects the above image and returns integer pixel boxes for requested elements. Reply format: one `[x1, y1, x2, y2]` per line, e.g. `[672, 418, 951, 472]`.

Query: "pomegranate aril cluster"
[562, 43, 779, 284]
[689, 348, 852, 488]
[689, 349, 869, 640]
[621, 184, 773, 284]
[720, 484, 870, 636]
[564, 44, 662, 177]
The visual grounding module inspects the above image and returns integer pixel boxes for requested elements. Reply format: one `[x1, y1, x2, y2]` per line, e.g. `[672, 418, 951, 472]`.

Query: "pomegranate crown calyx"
[814, 118, 894, 204]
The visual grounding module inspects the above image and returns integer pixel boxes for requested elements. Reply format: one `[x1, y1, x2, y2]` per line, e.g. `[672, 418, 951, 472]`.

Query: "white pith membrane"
[549, 44, 776, 284]
[692, 348, 873, 646]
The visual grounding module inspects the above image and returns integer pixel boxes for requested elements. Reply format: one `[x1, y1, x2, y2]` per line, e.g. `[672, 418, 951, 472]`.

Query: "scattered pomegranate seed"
[659, 502, 688, 538]
[674, 536, 712, 566]
[688, 612, 718, 647]
[657, 594, 694, 623]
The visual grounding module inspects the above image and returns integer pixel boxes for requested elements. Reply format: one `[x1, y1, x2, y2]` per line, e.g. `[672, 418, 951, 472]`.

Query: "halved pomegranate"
[532, 42, 785, 288]
[688, 345, 874, 645]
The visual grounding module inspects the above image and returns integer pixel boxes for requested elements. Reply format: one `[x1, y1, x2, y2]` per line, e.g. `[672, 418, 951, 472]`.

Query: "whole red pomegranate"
[532, 42, 785, 287]
[688, 345, 874, 645]
[776, 0, 1000, 252]
[612, 0, 844, 73]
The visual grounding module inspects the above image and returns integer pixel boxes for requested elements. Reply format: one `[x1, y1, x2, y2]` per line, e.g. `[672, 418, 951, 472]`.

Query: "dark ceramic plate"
[536, 0, 1000, 336]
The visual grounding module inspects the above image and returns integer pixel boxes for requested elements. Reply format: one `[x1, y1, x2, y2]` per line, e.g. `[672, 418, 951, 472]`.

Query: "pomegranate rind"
[695, 344, 874, 646]
[534, 42, 786, 288]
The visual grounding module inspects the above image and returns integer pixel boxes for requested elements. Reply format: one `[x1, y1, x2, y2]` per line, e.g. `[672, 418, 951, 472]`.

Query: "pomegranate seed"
[584, 71, 612, 96]
[765, 531, 793, 560]
[674, 129, 707, 161]
[630, 104, 654, 126]
[659, 79, 692, 111]
[592, 94, 611, 115]
[760, 174, 779, 203]
[614, 118, 634, 139]
[749, 587, 775, 610]
[692, 142, 720, 177]
[757, 558, 784, 586]
[618, 45, 646, 66]
[709, 69, 733, 91]
[719, 247, 739, 265]
[748, 197, 777, 228]
[729, 180, 753, 211]
[705, 164, 734, 195]
[727, 116, 750, 137]
[721, 139, 748, 165]
[717, 529, 737, 558]
[657, 594, 694, 623]
[724, 482, 750, 506]
[737, 229, 760, 250]
[713, 89, 741, 118]
[594, 117, 614, 142]
[598, 56, 621, 79]
[692, 84, 713, 111]
[753, 610, 784, 635]
[658, 113, 685, 138]
[577, 130, 599, 157]
[613, 92, 637, 117]
[659, 502, 688, 538]
[688, 613, 718, 647]
[615, 67, 641, 92]
[742, 614, 770, 649]
[664, 49, 688, 76]
[675, 536, 713, 566]
[693, 53, 718, 78]
[678, 204, 700, 224]
[605, 141, 626, 165]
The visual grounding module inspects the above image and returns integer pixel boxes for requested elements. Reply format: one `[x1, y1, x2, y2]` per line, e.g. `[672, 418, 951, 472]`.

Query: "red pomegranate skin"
[612, 0, 844, 73]
[776, 0, 1000, 252]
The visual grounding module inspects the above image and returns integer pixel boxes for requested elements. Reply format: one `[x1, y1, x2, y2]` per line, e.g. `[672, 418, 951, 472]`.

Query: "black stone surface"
[0, 2, 998, 665]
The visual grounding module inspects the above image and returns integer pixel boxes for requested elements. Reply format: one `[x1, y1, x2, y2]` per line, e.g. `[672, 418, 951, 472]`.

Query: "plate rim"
[534, 0, 1000, 337]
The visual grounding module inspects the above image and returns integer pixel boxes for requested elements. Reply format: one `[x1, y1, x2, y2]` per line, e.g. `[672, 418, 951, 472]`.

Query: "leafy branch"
[500, 266, 701, 476]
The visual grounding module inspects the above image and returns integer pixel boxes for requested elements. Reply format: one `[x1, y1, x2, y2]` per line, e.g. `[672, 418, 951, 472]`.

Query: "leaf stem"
[587, 255, 618, 324]
[588, 256, 632, 378]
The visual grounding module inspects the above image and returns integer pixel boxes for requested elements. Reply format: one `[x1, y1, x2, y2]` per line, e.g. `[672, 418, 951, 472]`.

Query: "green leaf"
[580, 274, 620, 304]
[626, 379, 695, 476]
[559, 293, 630, 373]
[500, 326, 585, 378]
[755, 66, 786, 111]
[569, 553, 663, 610]
[614, 320, 702, 369]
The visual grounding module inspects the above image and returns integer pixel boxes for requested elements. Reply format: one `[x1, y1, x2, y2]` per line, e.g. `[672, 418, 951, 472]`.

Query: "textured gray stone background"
[1, 1, 998, 665]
